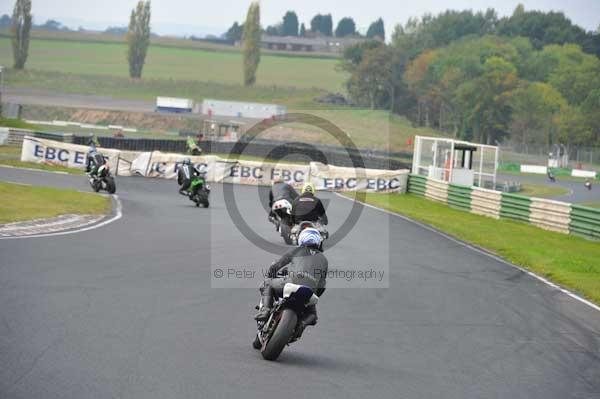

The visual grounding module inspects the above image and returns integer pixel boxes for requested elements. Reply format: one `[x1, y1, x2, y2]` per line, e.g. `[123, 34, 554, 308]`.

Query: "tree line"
[340, 5, 600, 147]
[225, 12, 385, 42]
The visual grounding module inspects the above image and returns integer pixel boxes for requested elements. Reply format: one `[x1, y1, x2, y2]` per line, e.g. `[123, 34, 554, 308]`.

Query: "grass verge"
[519, 183, 570, 198]
[347, 192, 600, 305]
[0, 181, 110, 224]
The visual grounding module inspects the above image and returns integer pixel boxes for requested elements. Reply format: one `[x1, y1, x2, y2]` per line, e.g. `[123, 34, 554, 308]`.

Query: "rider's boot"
[254, 284, 274, 321]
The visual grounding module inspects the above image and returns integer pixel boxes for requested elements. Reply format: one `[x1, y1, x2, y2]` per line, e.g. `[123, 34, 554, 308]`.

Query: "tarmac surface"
[1, 167, 599, 399]
[498, 172, 600, 203]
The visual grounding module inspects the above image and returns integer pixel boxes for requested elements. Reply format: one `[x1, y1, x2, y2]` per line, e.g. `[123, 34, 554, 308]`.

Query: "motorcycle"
[88, 164, 116, 194]
[190, 175, 210, 208]
[290, 220, 329, 250]
[253, 270, 319, 361]
[268, 199, 294, 245]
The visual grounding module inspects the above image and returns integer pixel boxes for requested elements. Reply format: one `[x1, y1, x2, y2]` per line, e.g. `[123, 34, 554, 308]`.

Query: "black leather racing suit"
[256, 246, 328, 326]
[86, 151, 106, 176]
[269, 182, 299, 207]
[177, 164, 197, 195]
[292, 192, 328, 225]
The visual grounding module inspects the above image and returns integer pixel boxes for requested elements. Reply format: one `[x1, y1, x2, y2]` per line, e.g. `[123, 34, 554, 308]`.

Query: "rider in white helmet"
[254, 228, 328, 334]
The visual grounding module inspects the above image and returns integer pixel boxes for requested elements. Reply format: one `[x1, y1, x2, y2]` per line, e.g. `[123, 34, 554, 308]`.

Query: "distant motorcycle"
[268, 199, 294, 245]
[253, 267, 319, 361]
[189, 174, 210, 208]
[88, 164, 116, 194]
[290, 220, 328, 250]
[585, 179, 592, 191]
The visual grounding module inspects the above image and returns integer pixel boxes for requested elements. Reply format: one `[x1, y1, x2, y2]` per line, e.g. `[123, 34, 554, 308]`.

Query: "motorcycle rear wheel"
[261, 309, 297, 361]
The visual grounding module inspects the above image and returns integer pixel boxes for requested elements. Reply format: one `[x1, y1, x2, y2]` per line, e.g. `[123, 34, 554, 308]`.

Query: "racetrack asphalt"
[1, 167, 599, 399]
[498, 173, 600, 203]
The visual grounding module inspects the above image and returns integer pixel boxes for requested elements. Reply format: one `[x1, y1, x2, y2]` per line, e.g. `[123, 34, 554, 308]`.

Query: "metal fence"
[499, 143, 600, 170]
[71, 136, 410, 171]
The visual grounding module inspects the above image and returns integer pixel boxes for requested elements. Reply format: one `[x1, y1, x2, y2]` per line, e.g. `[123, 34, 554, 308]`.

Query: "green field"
[0, 35, 444, 152]
[350, 193, 600, 305]
[0, 181, 110, 223]
[0, 37, 345, 92]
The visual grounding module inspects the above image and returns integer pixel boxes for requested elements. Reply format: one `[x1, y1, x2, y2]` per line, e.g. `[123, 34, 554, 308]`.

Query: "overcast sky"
[0, 0, 598, 37]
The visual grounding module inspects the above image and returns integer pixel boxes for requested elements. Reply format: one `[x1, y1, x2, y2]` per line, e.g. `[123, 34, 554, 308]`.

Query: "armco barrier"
[447, 184, 472, 211]
[529, 198, 571, 234]
[500, 193, 531, 223]
[407, 174, 427, 196]
[7, 128, 72, 145]
[570, 205, 600, 239]
[425, 178, 448, 203]
[407, 174, 600, 240]
[471, 188, 501, 218]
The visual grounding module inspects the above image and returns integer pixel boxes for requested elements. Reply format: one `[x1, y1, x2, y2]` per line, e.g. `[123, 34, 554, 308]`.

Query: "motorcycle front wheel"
[105, 176, 116, 194]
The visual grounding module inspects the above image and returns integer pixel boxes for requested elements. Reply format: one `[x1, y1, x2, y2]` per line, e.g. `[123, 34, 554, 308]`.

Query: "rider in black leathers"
[177, 158, 196, 196]
[254, 229, 328, 334]
[85, 145, 107, 177]
[268, 179, 298, 219]
[292, 183, 328, 225]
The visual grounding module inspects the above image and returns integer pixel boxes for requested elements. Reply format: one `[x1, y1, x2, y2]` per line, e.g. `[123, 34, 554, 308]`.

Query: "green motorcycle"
[190, 175, 210, 208]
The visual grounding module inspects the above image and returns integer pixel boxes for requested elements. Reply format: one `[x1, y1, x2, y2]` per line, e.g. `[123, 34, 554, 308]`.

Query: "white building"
[201, 99, 286, 119]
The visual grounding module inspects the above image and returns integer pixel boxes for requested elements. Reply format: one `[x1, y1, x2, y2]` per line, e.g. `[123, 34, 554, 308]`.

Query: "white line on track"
[336, 193, 600, 313]
[0, 195, 123, 240]
[0, 164, 70, 175]
[2, 180, 31, 186]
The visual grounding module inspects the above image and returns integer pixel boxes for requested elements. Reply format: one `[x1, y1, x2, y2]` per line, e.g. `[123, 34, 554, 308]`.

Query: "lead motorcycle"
[88, 164, 116, 194]
[253, 269, 319, 361]
[268, 199, 294, 245]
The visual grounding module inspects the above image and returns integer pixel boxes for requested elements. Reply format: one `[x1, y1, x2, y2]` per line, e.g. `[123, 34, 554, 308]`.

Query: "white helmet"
[298, 228, 322, 248]
[195, 164, 208, 174]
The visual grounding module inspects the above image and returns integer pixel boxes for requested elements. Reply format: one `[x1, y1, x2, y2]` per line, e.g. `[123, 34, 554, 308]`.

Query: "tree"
[282, 11, 299, 36]
[310, 13, 332, 36]
[497, 5, 599, 57]
[242, 2, 261, 86]
[457, 57, 519, 143]
[11, 0, 32, 70]
[264, 24, 281, 36]
[299, 23, 306, 37]
[509, 82, 567, 146]
[225, 22, 244, 42]
[126, 1, 151, 79]
[335, 17, 356, 37]
[366, 18, 385, 40]
[347, 46, 392, 109]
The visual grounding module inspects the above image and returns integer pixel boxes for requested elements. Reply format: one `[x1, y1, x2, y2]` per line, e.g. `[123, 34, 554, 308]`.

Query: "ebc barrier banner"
[21, 136, 408, 193]
[309, 162, 408, 193]
[214, 159, 310, 188]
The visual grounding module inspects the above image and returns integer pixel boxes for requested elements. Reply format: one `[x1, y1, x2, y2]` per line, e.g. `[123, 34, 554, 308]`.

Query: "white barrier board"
[521, 165, 547, 174]
[21, 136, 408, 193]
[572, 169, 597, 178]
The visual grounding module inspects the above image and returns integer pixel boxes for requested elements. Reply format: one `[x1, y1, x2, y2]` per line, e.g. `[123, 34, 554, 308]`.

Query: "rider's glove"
[267, 264, 278, 278]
